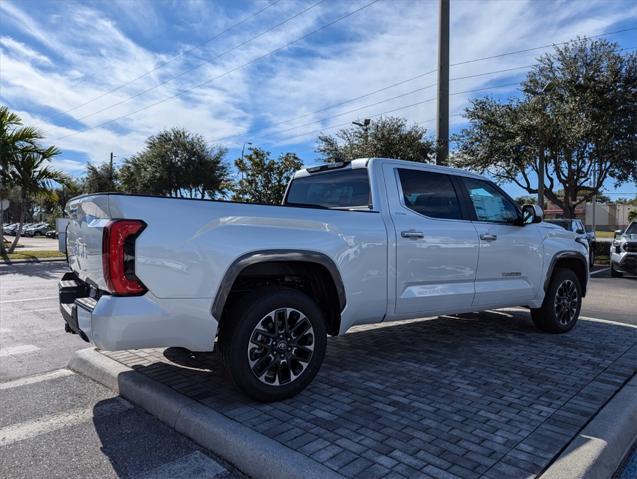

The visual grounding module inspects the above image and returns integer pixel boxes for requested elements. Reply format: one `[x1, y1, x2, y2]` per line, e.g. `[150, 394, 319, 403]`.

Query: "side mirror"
[522, 204, 543, 224]
[614, 229, 623, 238]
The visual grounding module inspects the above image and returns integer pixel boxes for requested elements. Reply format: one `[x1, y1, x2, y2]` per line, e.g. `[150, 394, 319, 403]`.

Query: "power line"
[53, 0, 382, 142]
[211, 64, 533, 143]
[47, 0, 284, 121]
[276, 83, 518, 144]
[63, 0, 327, 126]
[450, 26, 637, 66]
[51, 22, 637, 143]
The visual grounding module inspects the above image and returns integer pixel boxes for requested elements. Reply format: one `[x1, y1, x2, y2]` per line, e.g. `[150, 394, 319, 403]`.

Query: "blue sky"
[1, 0, 636, 199]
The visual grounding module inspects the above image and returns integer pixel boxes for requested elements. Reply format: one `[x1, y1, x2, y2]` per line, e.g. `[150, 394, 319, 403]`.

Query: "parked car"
[545, 218, 595, 266]
[59, 158, 589, 401]
[45, 230, 58, 239]
[3, 223, 18, 235]
[610, 221, 637, 277]
[23, 223, 50, 237]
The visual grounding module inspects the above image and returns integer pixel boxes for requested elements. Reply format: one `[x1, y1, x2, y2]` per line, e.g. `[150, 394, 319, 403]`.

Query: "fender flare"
[544, 250, 589, 296]
[211, 249, 346, 319]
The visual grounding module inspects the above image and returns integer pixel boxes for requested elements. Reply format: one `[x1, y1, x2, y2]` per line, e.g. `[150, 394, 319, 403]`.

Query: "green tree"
[82, 161, 119, 193]
[628, 209, 637, 222]
[316, 116, 435, 163]
[120, 128, 228, 198]
[1, 106, 45, 254]
[233, 148, 302, 204]
[1, 106, 65, 253]
[455, 38, 637, 218]
[4, 147, 65, 253]
[39, 178, 83, 224]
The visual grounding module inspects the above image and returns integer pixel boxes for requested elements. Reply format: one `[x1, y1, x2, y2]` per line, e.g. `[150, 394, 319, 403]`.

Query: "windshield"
[625, 222, 637, 235]
[285, 169, 371, 209]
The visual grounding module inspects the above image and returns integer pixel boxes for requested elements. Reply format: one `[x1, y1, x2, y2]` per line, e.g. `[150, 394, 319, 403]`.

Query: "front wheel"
[219, 288, 327, 402]
[531, 267, 582, 333]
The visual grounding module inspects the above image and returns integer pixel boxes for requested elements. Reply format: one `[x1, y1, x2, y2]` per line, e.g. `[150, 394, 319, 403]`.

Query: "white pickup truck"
[60, 158, 588, 401]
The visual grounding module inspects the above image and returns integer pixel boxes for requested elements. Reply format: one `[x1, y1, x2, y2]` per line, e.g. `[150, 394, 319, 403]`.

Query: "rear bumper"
[59, 272, 218, 352]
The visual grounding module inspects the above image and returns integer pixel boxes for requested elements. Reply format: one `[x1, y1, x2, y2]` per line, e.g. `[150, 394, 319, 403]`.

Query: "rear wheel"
[219, 288, 327, 402]
[531, 268, 581, 333]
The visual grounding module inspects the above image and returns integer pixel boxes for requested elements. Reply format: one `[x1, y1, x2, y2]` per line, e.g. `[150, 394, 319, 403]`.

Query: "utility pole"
[591, 160, 597, 233]
[109, 152, 115, 190]
[436, 0, 450, 166]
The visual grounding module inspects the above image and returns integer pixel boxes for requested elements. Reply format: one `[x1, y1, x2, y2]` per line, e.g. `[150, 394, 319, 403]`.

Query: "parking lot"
[1, 261, 635, 478]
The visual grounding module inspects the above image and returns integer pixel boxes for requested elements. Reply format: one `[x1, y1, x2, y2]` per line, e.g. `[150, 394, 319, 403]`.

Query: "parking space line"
[0, 344, 40, 357]
[579, 316, 637, 329]
[590, 268, 610, 276]
[0, 399, 131, 447]
[0, 296, 58, 304]
[133, 451, 227, 479]
[0, 369, 75, 391]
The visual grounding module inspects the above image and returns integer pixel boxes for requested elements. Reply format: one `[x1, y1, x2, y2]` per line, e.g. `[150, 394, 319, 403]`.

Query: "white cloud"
[1, 0, 635, 170]
[0, 36, 51, 65]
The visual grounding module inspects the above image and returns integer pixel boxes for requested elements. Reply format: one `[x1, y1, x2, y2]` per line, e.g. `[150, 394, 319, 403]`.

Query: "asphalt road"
[0, 262, 241, 479]
[583, 266, 636, 324]
[0, 261, 634, 478]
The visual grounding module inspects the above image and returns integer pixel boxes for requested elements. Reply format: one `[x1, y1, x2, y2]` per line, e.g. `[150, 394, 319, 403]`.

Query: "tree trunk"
[0, 194, 7, 255]
[7, 199, 25, 254]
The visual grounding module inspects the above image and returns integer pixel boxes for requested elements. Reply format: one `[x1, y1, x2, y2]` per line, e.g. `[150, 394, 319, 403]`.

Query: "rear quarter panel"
[108, 196, 389, 332]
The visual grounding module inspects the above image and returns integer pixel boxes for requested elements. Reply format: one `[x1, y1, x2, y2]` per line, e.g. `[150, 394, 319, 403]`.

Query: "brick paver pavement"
[103, 310, 637, 479]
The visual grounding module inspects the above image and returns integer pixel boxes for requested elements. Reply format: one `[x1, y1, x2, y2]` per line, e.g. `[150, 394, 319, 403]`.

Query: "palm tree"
[1, 106, 48, 254]
[4, 147, 64, 253]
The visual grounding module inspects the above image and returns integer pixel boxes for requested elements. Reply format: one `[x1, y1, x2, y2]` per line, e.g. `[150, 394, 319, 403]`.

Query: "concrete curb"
[541, 374, 637, 479]
[69, 348, 343, 479]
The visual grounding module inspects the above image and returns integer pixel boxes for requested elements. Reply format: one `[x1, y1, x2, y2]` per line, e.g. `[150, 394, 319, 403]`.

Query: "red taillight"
[102, 219, 147, 295]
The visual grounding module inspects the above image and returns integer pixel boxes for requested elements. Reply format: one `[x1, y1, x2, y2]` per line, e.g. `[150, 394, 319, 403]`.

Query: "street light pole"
[352, 119, 371, 144]
[436, 0, 450, 166]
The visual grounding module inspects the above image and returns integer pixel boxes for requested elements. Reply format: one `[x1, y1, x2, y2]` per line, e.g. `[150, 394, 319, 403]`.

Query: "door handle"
[480, 233, 497, 241]
[401, 230, 424, 239]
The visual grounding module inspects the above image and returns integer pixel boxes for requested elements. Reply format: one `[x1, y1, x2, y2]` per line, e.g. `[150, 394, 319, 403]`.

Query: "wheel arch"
[212, 250, 346, 336]
[544, 251, 588, 296]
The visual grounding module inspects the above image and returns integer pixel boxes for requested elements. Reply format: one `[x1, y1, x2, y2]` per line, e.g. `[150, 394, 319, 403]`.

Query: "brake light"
[102, 219, 147, 295]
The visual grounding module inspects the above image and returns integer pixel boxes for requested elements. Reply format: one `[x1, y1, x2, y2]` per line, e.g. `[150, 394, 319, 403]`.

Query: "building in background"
[544, 200, 636, 230]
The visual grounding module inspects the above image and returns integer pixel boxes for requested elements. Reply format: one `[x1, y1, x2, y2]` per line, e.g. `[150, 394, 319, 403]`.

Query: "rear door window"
[397, 169, 463, 220]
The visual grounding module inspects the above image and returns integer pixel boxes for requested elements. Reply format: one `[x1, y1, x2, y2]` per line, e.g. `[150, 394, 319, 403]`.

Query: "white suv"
[611, 221, 637, 277]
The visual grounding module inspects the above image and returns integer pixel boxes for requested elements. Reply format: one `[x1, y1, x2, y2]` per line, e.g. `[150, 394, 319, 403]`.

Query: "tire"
[611, 262, 623, 278]
[219, 287, 327, 402]
[531, 267, 582, 333]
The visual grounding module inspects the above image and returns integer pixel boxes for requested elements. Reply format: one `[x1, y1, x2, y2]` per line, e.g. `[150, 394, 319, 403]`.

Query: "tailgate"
[65, 195, 112, 290]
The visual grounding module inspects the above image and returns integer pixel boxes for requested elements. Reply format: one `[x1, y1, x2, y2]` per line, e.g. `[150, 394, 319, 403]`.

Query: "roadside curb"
[69, 348, 343, 479]
[541, 373, 637, 479]
[0, 257, 65, 265]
